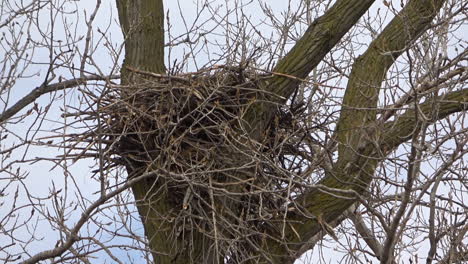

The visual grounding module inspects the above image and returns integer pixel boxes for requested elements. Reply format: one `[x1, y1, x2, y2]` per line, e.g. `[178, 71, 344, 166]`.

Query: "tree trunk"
[116, 1, 195, 263]
[113, 0, 464, 263]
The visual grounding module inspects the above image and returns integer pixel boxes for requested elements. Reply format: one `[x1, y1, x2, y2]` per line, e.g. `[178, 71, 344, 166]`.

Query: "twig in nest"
[126, 66, 192, 84]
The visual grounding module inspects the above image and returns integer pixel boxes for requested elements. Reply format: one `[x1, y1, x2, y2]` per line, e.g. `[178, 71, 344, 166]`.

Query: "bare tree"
[1, 0, 467, 263]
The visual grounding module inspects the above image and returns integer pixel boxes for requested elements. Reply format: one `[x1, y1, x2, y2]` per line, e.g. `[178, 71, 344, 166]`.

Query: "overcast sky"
[1, 0, 466, 263]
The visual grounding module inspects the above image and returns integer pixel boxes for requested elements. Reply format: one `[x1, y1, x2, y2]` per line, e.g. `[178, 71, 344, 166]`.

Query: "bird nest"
[67, 64, 317, 209]
[108, 67, 260, 171]
[66, 64, 319, 260]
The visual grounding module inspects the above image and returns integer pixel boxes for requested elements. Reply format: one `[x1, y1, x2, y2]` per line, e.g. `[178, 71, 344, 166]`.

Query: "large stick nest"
[75, 64, 320, 260]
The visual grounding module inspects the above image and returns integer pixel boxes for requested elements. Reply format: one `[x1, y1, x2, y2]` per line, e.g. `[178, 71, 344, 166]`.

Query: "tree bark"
[262, 0, 449, 262]
[116, 1, 177, 263]
[113, 0, 466, 263]
[116, 1, 226, 263]
[244, 0, 376, 139]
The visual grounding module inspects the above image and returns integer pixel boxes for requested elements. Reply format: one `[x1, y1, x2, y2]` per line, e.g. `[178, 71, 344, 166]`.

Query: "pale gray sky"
[1, 0, 466, 263]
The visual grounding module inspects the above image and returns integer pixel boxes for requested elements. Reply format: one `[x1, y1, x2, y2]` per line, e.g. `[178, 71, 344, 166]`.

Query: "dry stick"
[348, 211, 385, 260]
[247, 65, 342, 91]
[208, 175, 220, 263]
[0, 75, 119, 124]
[20, 169, 160, 264]
[294, 205, 357, 259]
[80, 0, 102, 76]
[380, 127, 424, 264]
[380, 66, 467, 122]
[126, 66, 191, 84]
[436, 224, 468, 264]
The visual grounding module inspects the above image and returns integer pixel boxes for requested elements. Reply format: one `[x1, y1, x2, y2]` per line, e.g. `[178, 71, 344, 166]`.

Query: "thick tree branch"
[268, 0, 376, 100]
[335, 0, 447, 165]
[380, 66, 467, 122]
[294, 205, 358, 259]
[0, 75, 118, 124]
[244, 0, 376, 137]
[264, 0, 448, 261]
[381, 88, 468, 153]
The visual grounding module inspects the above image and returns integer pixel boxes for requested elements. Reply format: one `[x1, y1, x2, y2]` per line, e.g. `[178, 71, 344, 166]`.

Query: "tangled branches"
[71, 65, 324, 261]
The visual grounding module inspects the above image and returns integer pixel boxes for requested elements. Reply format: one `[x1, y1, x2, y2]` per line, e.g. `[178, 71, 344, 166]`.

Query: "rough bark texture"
[244, 0, 376, 139]
[116, 1, 228, 263]
[263, 0, 449, 262]
[116, 1, 175, 263]
[113, 0, 466, 263]
[116, 0, 165, 75]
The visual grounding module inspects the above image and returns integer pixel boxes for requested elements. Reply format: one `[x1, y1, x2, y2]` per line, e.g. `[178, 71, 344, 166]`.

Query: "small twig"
[126, 66, 192, 84]
[20, 169, 161, 264]
[0, 75, 119, 124]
